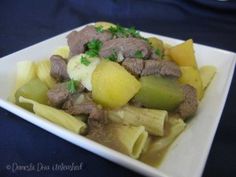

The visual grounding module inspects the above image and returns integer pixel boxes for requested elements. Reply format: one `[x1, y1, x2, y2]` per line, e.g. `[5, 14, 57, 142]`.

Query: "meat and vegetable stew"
[11, 22, 217, 167]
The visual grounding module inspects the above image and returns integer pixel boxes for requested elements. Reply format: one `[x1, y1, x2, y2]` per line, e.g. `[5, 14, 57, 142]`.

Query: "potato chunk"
[53, 46, 70, 59]
[95, 21, 116, 30]
[169, 39, 198, 68]
[148, 37, 164, 57]
[179, 66, 203, 100]
[36, 60, 56, 88]
[92, 60, 141, 108]
[199, 65, 216, 90]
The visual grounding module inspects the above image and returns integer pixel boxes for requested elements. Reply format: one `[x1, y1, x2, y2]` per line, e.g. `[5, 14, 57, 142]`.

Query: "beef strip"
[65, 93, 106, 123]
[62, 90, 86, 110]
[122, 58, 181, 78]
[141, 59, 181, 78]
[141, 59, 160, 76]
[47, 83, 69, 108]
[50, 55, 69, 82]
[67, 25, 112, 56]
[99, 37, 151, 59]
[177, 84, 198, 119]
[155, 60, 181, 78]
[122, 58, 144, 76]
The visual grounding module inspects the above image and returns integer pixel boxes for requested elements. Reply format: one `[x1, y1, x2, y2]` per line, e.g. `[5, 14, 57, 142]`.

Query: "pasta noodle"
[87, 124, 148, 159]
[19, 96, 87, 134]
[108, 105, 167, 136]
[140, 117, 186, 166]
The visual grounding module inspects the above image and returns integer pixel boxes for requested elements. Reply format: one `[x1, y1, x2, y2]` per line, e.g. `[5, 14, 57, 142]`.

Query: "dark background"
[0, 0, 236, 177]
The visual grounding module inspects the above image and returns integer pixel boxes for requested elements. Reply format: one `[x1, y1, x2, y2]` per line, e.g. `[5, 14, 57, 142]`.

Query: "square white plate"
[0, 23, 235, 177]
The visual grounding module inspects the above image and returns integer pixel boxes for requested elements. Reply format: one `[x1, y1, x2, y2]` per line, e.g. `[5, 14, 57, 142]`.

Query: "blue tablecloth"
[0, 0, 236, 177]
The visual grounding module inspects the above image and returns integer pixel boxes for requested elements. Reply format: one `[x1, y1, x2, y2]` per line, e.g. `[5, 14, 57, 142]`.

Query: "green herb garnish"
[67, 79, 77, 93]
[134, 50, 144, 59]
[85, 39, 103, 57]
[108, 24, 125, 37]
[127, 26, 141, 38]
[80, 56, 91, 66]
[155, 48, 161, 56]
[108, 24, 143, 39]
[106, 49, 117, 61]
[95, 25, 104, 33]
[155, 48, 163, 58]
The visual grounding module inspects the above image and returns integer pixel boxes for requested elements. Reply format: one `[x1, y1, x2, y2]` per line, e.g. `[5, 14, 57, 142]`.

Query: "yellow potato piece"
[169, 39, 198, 68]
[95, 21, 116, 30]
[53, 46, 70, 59]
[92, 60, 141, 108]
[9, 60, 37, 103]
[15, 60, 37, 90]
[179, 66, 203, 100]
[200, 65, 216, 90]
[148, 37, 164, 50]
[36, 60, 56, 88]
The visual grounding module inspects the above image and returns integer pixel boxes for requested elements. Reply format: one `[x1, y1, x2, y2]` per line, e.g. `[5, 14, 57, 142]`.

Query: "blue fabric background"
[0, 0, 236, 177]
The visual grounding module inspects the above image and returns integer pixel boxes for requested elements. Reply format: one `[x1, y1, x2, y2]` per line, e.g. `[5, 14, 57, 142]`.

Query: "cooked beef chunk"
[61, 93, 81, 110]
[141, 60, 181, 78]
[99, 38, 151, 59]
[67, 25, 112, 56]
[62, 89, 86, 110]
[65, 94, 106, 123]
[141, 59, 160, 76]
[177, 84, 198, 119]
[122, 58, 181, 78]
[47, 83, 69, 108]
[50, 55, 69, 82]
[155, 60, 181, 78]
[67, 101, 106, 122]
[122, 58, 144, 76]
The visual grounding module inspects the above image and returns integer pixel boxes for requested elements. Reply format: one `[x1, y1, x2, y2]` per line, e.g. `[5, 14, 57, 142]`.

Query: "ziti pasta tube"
[19, 96, 87, 134]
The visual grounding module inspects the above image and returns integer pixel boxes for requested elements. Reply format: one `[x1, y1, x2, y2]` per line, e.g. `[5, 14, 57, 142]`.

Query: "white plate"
[0, 23, 235, 177]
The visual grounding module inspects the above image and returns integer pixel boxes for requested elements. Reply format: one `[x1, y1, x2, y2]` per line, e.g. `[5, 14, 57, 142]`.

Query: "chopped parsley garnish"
[108, 24, 143, 39]
[95, 25, 104, 33]
[155, 48, 161, 56]
[85, 39, 103, 57]
[134, 50, 144, 59]
[106, 49, 117, 61]
[67, 79, 77, 93]
[80, 56, 91, 66]
[155, 48, 163, 58]
[126, 26, 141, 38]
[108, 24, 125, 37]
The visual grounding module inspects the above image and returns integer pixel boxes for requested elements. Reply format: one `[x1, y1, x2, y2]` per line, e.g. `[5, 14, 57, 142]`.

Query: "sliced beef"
[122, 58, 144, 76]
[122, 58, 181, 78]
[67, 25, 112, 56]
[99, 38, 151, 59]
[141, 60, 181, 78]
[177, 84, 198, 119]
[47, 83, 69, 108]
[156, 60, 181, 78]
[67, 101, 106, 123]
[50, 55, 69, 82]
[141, 59, 160, 76]
[66, 94, 106, 123]
[62, 91, 85, 110]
